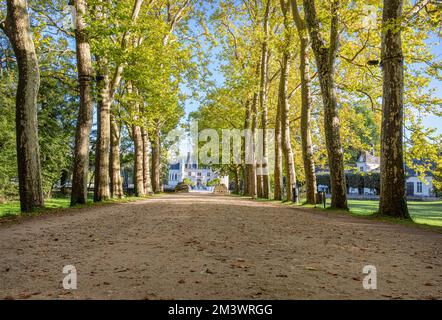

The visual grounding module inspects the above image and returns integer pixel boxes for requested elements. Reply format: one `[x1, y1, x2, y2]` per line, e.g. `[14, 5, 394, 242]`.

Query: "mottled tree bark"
[379, 0, 409, 218]
[292, 0, 317, 204]
[110, 116, 123, 198]
[280, 52, 297, 202]
[150, 122, 162, 193]
[129, 81, 145, 197]
[142, 128, 153, 195]
[279, 0, 297, 202]
[245, 92, 258, 198]
[133, 124, 144, 196]
[242, 100, 251, 196]
[93, 63, 111, 202]
[71, 0, 94, 206]
[259, 0, 271, 199]
[303, 0, 348, 209]
[274, 77, 283, 201]
[1, 0, 44, 212]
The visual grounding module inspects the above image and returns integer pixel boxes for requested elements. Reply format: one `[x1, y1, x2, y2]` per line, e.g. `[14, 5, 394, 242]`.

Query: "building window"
[207, 172, 210, 177]
[417, 182, 423, 193]
[197, 172, 202, 177]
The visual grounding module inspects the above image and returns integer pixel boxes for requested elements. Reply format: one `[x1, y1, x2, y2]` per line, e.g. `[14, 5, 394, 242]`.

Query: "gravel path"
[0, 193, 441, 299]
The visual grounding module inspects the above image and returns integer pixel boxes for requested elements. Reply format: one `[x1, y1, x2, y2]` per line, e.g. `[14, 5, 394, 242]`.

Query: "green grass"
[238, 194, 442, 228]
[344, 199, 442, 227]
[0, 195, 149, 218]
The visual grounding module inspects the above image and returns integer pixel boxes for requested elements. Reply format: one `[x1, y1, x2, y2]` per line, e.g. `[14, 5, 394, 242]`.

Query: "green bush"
[207, 178, 221, 186]
[182, 178, 195, 186]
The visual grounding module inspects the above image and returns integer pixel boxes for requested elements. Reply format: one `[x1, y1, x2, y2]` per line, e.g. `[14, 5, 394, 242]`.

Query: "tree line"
[0, 0, 196, 210]
[0, 0, 440, 219]
[191, 0, 441, 218]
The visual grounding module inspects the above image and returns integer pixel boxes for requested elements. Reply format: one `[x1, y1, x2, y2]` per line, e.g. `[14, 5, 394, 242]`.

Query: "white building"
[356, 151, 380, 173]
[349, 151, 434, 197]
[165, 153, 229, 190]
[318, 151, 435, 197]
[405, 175, 434, 198]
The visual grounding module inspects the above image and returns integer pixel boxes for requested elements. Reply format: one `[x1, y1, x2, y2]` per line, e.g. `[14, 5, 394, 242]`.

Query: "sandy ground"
[0, 193, 441, 300]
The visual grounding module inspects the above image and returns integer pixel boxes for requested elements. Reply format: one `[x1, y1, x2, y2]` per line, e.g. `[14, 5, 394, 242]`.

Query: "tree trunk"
[234, 165, 240, 194]
[150, 123, 162, 193]
[280, 52, 297, 202]
[93, 62, 111, 202]
[292, 0, 317, 204]
[142, 128, 153, 195]
[92, 0, 143, 201]
[274, 73, 283, 201]
[133, 124, 145, 196]
[242, 100, 251, 196]
[303, 0, 347, 209]
[246, 92, 258, 198]
[110, 116, 123, 198]
[2, 0, 44, 212]
[259, 0, 271, 199]
[379, 0, 409, 218]
[71, 0, 93, 206]
[60, 169, 69, 195]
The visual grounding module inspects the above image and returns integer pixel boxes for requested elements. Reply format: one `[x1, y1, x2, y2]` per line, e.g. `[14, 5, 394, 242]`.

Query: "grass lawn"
[344, 199, 442, 227]
[0, 195, 149, 218]
[247, 194, 442, 227]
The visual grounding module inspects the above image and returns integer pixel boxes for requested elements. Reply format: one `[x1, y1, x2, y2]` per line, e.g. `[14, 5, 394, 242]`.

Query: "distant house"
[405, 164, 434, 197]
[356, 151, 380, 173]
[348, 151, 380, 195]
[318, 151, 435, 197]
[165, 153, 229, 190]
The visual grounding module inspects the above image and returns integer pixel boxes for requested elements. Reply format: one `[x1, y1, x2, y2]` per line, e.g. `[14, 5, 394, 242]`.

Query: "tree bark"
[71, 0, 94, 206]
[142, 128, 153, 195]
[234, 165, 240, 194]
[133, 124, 145, 196]
[110, 116, 123, 198]
[303, 0, 348, 209]
[274, 76, 283, 201]
[150, 122, 162, 193]
[93, 62, 111, 202]
[60, 169, 69, 195]
[2, 0, 44, 212]
[242, 100, 251, 196]
[246, 92, 258, 198]
[279, 0, 297, 202]
[280, 52, 297, 202]
[292, 0, 317, 204]
[259, 0, 271, 199]
[379, 0, 409, 218]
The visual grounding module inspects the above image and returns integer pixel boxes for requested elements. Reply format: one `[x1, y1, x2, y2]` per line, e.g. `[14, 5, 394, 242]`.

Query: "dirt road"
[0, 193, 441, 299]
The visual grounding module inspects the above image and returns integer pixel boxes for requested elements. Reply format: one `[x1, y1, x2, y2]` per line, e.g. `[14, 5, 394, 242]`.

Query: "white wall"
[406, 176, 433, 197]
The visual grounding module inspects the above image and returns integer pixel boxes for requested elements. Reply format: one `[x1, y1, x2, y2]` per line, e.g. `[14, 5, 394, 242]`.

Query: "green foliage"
[207, 178, 220, 186]
[0, 71, 18, 200]
[182, 177, 195, 186]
